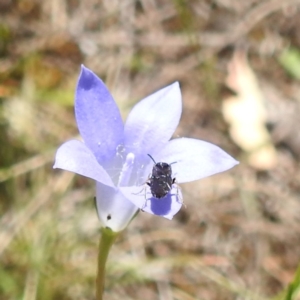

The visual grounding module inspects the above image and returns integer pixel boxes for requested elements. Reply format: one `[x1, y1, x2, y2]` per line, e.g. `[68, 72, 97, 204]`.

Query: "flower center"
[118, 152, 135, 187]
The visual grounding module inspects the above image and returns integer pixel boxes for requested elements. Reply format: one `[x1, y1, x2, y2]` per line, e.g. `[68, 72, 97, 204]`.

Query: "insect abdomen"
[149, 175, 173, 198]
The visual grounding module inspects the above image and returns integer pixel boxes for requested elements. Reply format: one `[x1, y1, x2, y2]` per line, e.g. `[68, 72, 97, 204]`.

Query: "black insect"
[147, 154, 176, 199]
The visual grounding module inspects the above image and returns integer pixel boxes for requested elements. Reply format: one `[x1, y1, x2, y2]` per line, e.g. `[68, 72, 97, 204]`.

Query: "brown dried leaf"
[222, 50, 277, 170]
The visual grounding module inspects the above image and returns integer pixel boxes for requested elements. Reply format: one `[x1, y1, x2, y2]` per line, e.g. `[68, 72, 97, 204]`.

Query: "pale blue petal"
[155, 138, 239, 183]
[96, 182, 139, 232]
[119, 185, 182, 219]
[54, 140, 115, 187]
[75, 65, 124, 164]
[124, 82, 182, 157]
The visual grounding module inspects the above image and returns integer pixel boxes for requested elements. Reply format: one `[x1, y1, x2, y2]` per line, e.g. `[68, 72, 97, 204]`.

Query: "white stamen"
[118, 153, 135, 186]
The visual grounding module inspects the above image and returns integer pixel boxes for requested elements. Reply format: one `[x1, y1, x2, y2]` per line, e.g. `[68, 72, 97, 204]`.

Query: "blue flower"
[54, 66, 238, 232]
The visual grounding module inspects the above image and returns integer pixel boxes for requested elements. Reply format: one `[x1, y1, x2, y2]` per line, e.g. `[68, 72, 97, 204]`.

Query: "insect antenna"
[147, 154, 157, 164]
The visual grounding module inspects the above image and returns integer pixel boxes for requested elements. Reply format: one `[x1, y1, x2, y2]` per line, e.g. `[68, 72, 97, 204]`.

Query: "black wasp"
[147, 154, 176, 199]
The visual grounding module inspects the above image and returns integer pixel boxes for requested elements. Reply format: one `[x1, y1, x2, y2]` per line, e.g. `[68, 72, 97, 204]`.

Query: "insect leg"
[141, 187, 151, 211]
[172, 178, 186, 207]
[132, 186, 146, 195]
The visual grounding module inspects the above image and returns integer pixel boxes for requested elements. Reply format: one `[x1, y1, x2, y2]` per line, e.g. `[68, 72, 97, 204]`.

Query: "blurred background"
[1, 0, 300, 299]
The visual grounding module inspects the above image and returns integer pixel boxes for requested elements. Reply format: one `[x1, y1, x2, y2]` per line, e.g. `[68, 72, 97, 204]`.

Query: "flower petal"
[124, 82, 182, 157]
[156, 138, 239, 183]
[96, 182, 139, 232]
[119, 185, 182, 220]
[54, 140, 114, 187]
[75, 65, 124, 164]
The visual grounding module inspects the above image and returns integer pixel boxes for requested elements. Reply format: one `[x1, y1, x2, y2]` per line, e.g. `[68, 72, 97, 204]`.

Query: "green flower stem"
[96, 227, 118, 300]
